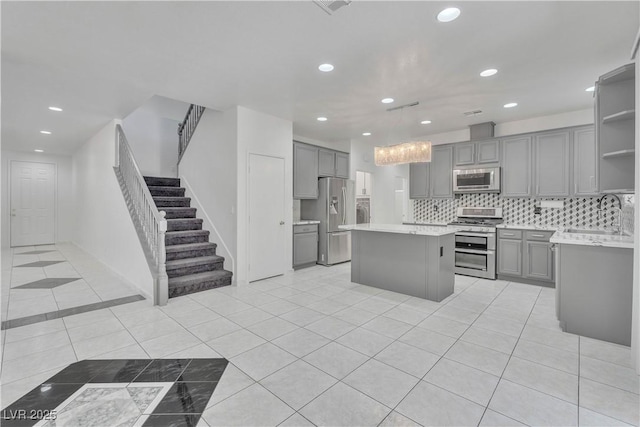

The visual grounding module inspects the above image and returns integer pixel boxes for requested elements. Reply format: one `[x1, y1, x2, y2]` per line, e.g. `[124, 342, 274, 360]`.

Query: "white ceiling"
[1, 1, 638, 154]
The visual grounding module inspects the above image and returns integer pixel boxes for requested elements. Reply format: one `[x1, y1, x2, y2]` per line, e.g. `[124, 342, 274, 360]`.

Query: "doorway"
[248, 153, 286, 282]
[10, 161, 56, 247]
[356, 171, 372, 224]
[394, 176, 408, 224]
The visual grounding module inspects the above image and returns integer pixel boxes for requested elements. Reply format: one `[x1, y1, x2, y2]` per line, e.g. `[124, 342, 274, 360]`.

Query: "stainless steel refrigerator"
[301, 177, 355, 265]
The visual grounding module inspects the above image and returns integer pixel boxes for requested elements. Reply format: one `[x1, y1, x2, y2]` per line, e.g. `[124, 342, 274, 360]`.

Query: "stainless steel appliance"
[301, 177, 355, 265]
[356, 198, 370, 224]
[453, 167, 501, 193]
[449, 207, 503, 279]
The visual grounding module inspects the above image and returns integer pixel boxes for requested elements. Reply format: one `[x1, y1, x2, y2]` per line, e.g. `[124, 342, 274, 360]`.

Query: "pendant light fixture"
[374, 102, 432, 166]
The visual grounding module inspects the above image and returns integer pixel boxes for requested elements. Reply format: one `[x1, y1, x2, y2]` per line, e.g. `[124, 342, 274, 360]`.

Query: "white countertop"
[339, 223, 457, 236]
[293, 220, 320, 225]
[550, 231, 634, 249]
[497, 223, 558, 231]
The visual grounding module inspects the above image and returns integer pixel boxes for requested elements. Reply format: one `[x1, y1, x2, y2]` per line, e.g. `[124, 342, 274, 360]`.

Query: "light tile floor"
[1, 244, 639, 426]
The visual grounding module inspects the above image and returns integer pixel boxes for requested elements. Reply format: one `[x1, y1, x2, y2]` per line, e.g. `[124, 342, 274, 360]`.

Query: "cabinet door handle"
[590, 176, 596, 191]
[531, 233, 545, 238]
[574, 183, 577, 194]
[503, 233, 515, 236]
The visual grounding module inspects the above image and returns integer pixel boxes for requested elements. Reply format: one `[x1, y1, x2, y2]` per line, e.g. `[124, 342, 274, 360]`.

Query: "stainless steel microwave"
[453, 167, 501, 193]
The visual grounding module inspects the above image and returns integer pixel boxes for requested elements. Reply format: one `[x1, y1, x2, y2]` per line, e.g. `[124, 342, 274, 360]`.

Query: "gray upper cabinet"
[409, 162, 430, 199]
[502, 136, 532, 197]
[477, 140, 500, 164]
[430, 145, 453, 198]
[573, 127, 598, 196]
[318, 149, 335, 177]
[454, 140, 500, 166]
[318, 148, 349, 178]
[335, 152, 349, 178]
[534, 130, 570, 197]
[293, 142, 319, 199]
[454, 143, 475, 166]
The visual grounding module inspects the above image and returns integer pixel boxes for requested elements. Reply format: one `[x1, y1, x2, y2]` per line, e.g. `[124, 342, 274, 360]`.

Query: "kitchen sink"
[564, 228, 619, 235]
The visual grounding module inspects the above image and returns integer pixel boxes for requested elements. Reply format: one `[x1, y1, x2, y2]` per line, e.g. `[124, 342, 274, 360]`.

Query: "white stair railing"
[114, 124, 168, 306]
[178, 104, 205, 161]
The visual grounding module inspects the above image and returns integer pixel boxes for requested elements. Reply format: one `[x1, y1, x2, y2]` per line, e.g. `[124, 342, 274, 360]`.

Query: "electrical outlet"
[534, 206, 542, 215]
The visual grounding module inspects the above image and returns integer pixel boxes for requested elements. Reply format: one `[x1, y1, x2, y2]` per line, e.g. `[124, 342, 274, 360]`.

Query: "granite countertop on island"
[550, 230, 634, 249]
[339, 223, 457, 236]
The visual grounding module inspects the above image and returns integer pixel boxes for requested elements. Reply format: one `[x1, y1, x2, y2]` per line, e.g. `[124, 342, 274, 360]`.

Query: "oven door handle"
[454, 232, 495, 238]
[455, 248, 495, 255]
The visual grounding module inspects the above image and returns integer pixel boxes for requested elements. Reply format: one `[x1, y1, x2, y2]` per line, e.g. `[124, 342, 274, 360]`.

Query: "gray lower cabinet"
[534, 130, 570, 197]
[293, 224, 318, 268]
[498, 229, 554, 284]
[556, 243, 633, 346]
[502, 136, 532, 197]
[498, 234, 522, 276]
[409, 162, 430, 199]
[430, 145, 453, 198]
[294, 142, 319, 199]
[573, 127, 598, 195]
[524, 241, 553, 281]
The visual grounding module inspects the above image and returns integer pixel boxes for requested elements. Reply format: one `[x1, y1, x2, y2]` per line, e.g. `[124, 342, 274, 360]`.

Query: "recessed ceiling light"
[317, 117, 328, 122]
[48, 106, 63, 112]
[421, 120, 432, 124]
[381, 98, 394, 104]
[34, 149, 44, 153]
[437, 7, 461, 23]
[503, 102, 518, 108]
[362, 132, 371, 136]
[40, 130, 52, 134]
[318, 63, 334, 72]
[480, 69, 498, 77]
[585, 86, 595, 92]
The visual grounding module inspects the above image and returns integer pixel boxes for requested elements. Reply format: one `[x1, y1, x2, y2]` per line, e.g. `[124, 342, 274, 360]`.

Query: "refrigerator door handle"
[342, 187, 347, 224]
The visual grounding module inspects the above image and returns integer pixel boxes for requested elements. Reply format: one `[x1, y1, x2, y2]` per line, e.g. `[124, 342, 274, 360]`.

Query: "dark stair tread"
[166, 255, 224, 269]
[165, 242, 217, 252]
[144, 176, 181, 187]
[168, 270, 232, 286]
[160, 207, 197, 219]
[166, 230, 209, 238]
[148, 185, 185, 191]
[153, 196, 191, 202]
[148, 186, 186, 197]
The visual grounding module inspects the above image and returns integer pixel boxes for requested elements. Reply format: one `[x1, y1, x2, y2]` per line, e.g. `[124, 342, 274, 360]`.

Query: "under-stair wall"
[178, 108, 237, 278]
[71, 120, 154, 300]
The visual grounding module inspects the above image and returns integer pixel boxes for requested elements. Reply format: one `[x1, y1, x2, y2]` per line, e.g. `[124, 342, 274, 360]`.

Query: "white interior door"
[10, 161, 56, 247]
[249, 154, 285, 282]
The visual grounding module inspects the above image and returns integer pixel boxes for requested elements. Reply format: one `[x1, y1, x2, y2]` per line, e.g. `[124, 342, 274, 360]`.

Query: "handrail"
[114, 124, 168, 305]
[178, 104, 205, 161]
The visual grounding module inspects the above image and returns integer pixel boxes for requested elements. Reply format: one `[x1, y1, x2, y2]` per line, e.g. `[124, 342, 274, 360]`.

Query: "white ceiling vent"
[313, 0, 352, 15]
[463, 110, 483, 117]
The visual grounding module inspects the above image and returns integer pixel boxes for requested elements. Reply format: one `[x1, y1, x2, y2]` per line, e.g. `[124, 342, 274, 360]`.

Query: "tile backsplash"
[412, 193, 635, 233]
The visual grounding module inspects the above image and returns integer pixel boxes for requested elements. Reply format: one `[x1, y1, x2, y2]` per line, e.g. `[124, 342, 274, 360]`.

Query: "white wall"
[293, 134, 350, 153]
[178, 108, 238, 277]
[122, 109, 179, 178]
[72, 120, 154, 299]
[350, 138, 410, 224]
[417, 109, 594, 145]
[236, 106, 293, 284]
[1, 150, 74, 248]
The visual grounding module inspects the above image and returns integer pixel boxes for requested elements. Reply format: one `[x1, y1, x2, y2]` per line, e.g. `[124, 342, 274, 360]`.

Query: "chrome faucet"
[596, 194, 623, 234]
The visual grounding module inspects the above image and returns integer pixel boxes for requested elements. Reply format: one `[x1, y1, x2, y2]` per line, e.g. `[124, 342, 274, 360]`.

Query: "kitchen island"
[340, 224, 456, 302]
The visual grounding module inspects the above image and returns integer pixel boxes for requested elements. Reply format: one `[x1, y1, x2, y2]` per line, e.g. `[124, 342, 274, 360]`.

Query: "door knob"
[280, 221, 285, 225]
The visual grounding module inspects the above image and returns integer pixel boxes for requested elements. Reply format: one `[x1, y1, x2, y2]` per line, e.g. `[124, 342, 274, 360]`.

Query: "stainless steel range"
[448, 207, 503, 280]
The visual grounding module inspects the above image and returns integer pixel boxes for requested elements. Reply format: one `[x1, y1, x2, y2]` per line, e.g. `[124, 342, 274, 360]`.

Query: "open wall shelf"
[601, 110, 635, 123]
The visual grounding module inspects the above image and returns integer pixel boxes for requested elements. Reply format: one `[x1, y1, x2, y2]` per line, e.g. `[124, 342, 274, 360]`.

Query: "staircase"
[144, 176, 232, 298]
